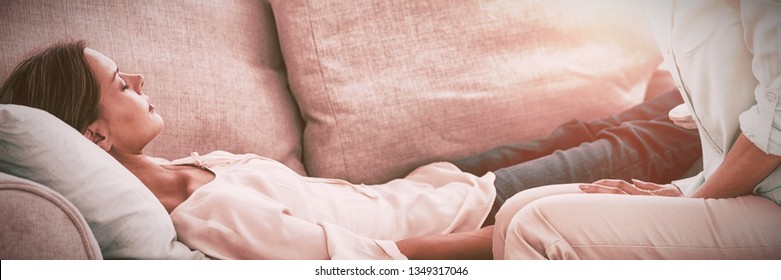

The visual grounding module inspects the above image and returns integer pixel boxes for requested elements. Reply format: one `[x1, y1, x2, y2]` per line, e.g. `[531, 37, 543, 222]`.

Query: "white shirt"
[648, 0, 781, 204]
[167, 151, 495, 259]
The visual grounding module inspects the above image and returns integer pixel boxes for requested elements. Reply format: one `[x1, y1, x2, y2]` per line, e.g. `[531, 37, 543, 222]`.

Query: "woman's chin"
[149, 116, 164, 137]
[149, 112, 164, 124]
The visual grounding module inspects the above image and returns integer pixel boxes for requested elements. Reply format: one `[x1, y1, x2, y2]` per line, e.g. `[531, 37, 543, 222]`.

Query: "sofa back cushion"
[0, 0, 305, 174]
[271, 0, 663, 183]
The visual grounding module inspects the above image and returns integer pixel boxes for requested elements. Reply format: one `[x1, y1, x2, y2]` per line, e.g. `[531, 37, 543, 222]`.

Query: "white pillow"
[0, 105, 206, 259]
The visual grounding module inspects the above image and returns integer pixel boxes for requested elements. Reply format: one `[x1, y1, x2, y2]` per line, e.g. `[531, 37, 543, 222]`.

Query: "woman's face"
[83, 48, 163, 154]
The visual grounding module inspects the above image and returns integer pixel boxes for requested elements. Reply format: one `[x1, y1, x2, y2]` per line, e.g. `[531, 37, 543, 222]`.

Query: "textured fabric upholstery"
[271, 0, 664, 183]
[0, 172, 102, 260]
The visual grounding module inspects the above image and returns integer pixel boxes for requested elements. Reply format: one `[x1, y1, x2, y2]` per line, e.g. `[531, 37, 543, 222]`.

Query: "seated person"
[493, 0, 781, 259]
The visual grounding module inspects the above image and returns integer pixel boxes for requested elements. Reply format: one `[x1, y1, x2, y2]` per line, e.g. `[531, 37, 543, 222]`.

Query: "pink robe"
[167, 151, 495, 259]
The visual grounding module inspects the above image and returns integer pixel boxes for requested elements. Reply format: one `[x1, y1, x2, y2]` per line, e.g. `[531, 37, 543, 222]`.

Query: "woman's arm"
[395, 226, 494, 260]
[691, 133, 781, 198]
[582, 1, 781, 199]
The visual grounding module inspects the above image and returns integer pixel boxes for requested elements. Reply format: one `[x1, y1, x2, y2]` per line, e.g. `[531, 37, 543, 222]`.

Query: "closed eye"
[120, 79, 129, 91]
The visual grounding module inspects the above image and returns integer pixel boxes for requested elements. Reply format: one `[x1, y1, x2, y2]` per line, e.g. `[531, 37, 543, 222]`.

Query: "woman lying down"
[0, 41, 496, 260]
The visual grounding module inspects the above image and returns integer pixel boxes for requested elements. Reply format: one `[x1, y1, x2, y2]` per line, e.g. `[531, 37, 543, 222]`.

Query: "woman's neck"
[111, 151, 191, 213]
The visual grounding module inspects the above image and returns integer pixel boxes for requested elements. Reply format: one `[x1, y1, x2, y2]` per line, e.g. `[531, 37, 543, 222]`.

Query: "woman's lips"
[149, 104, 155, 112]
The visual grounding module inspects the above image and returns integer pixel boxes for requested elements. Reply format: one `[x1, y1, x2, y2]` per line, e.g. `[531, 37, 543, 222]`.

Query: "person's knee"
[505, 198, 555, 238]
[493, 189, 538, 258]
[495, 184, 581, 234]
[500, 194, 585, 259]
[494, 190, 531, 237]
[500, 199, 554, 259]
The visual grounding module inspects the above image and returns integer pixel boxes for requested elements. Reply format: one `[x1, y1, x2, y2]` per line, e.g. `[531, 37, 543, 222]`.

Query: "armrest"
[0, 172, 102, 259]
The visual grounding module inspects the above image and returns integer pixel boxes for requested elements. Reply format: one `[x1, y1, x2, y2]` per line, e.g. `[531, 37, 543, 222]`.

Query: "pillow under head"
[0, 104, 206, 259]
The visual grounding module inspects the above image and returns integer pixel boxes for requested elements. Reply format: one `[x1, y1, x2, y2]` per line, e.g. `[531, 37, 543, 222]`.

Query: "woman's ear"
[83, 122, 112, 151]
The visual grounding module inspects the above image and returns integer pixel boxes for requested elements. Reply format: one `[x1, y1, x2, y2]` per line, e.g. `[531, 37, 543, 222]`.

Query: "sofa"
[0, 0, 674, 259]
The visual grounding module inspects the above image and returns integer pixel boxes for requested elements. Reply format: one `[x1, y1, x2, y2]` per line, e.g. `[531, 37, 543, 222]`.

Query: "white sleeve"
[738, 0, 781, 155]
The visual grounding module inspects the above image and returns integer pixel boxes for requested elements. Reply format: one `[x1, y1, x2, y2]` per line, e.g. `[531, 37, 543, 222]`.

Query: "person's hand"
[579, 179, 684, 197]
[668, 103, 698, 129]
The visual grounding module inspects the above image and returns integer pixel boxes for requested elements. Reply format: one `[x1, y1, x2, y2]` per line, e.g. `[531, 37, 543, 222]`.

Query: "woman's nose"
[129, 74, 145, 94]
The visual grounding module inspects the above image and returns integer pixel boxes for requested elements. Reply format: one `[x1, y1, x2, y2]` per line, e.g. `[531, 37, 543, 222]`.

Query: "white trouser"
[493, 184, 781, 259]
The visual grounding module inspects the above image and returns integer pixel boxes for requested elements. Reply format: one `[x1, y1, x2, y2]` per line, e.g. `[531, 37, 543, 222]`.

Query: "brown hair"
[0, 40, 100, 133]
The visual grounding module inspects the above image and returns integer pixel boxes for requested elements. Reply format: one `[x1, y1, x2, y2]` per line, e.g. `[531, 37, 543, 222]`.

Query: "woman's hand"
[579, 179, 684, 197]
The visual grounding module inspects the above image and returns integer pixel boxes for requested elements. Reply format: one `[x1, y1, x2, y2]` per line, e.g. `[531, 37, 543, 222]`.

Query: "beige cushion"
[0, 0, 305, 174]
[271, 0, 664, 183]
